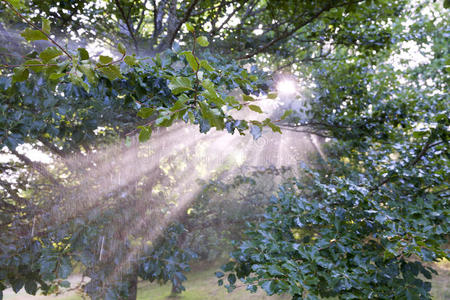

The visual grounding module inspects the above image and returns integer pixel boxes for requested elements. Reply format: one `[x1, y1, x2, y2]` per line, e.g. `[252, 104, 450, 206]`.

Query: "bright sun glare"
[276, 79, 297, 96]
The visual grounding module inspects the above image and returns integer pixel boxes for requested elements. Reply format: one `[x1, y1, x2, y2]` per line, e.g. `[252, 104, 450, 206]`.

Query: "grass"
[430, 259, 450, 300]
[136, 265, 288, 300]
[3, 261, 449, 299]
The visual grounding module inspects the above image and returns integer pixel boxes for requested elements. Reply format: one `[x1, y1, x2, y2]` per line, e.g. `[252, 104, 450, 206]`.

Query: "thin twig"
[95, 53, 126, 69]
[0, 63, 59, 68]
[2, 0, 73, 60]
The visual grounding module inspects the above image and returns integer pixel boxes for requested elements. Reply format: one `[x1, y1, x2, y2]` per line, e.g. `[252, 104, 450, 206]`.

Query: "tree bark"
[126, 270, 138, 300]
[170, 282, 181, 297]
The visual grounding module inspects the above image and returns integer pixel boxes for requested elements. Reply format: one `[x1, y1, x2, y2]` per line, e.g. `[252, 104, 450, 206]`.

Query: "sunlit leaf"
[200, 60, 214, 72]
[99, 55, 113, 65]
[186, 22, 195, 33]
[77, 48, 89, 60]
[137, 107, 155, 119]
[184, 51, 199, 72]
[42, 18, 51, 34]
[48, 73, 66, 80]
[138, 126, 152, 142]
[24, 59, 44, 72]
[39, 47, 63, 63]
[8, 0, 25, 9]
[118, 42, 126, 55]
[99, 65, 122, 81]
[280, 109, 293, 120]
[12, 67, 29, 82]
[168, 76, 192, 95]
[124, 55, 137, 66]
[242, 94, 255, 102]
[196, 36, 209, 47]
[267, 93, 277, 99]
[249, 105, 263, 113]
[21, 28, 48, 41]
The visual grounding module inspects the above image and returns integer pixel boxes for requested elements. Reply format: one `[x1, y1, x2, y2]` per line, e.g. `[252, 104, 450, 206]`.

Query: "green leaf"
[280, 109, 293, 120]
[137, 107, 155, 119]
[99, 55, 113, 65]
[261, 281, 274, 295]
[118, 42, 126, 55]
[202, 79, 215, 92]
[171, 96, 189, 112]
[199, 102, 224, 130]
[42, 18, 51, 34]
[242, 94, 255, 102]
[225, 95, 240, 106]
[49, 73, 66, 80]
[69, 72, 90, 92]
[186, 22, 194, 33]
[77, 48, 89, 60]
[247, 285, 257, 293]
[138, 126, 152, 142]
[99, 65, 122, 81]
[268, 265, 283, 276]
[227, 273, 236, 285]
[249, 105, 263, 113]
[215, 271, 225, 278]
[155, 113, 173, 127]
[168, 77, 192, 95]
[11, 279, 24, 293]
[78, 65, 96, 83]
[24, 59, 44, 72]
[202, 80, 225, 106]
[267, 93, 277, 99]
[24, 280, 37, 295]
[40, 257, 57, 275]
[21, 28, 48, 41]
[267, 122, 282, 134]
[184, 51, 199, 72]
[9, 0, 24, 9]
[12, 67, 29, 82]
[200, 60, 214, 72]
[39, 47, 63, 63]
[124, 55, 137, 66]
[221, 262, 236, 272]
[412, 131, 427, 138]
[196, 36, 209, 47]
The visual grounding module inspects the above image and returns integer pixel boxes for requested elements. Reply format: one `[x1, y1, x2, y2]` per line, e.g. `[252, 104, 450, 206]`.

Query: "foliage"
[220, 2, 449, 299]
[0, 0, 279, 144]
[0, 0, 448, 299]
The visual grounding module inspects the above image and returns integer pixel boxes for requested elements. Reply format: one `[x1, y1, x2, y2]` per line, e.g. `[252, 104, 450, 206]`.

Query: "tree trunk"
[170, 282, 181, 298]
[126, 270, 138, 300]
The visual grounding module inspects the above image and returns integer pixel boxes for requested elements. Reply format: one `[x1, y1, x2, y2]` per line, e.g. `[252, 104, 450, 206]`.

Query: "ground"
[3, 260, 449, 299]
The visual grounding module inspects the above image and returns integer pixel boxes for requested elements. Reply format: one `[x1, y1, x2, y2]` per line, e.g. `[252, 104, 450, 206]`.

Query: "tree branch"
[279, 125, 332, 139]
[0, 179, 27, 206]
[2, 0, 73, 60]
[135, 0, 149, 34]
[370, 138, 444, 191]
[10, 148, 62, 187]
[155, 0, 200, 52]
[151, 0, 169, 46]
[211, 0, 249, 36]
[115, 0, 140, 54]
[238, 1, 362, 60]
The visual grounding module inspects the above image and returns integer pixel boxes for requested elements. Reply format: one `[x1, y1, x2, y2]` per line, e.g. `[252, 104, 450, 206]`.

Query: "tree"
[219, 1, 449, 299]
[1, 0, 447, 299]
